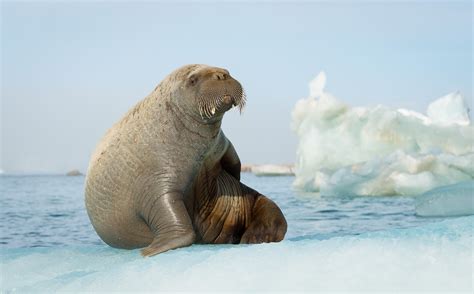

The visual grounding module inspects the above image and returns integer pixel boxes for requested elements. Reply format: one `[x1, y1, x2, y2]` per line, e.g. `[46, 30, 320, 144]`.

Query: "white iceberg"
[415, 181, 474, 217]
[292, 72, 473, 195]
[427, 91, 470, 126]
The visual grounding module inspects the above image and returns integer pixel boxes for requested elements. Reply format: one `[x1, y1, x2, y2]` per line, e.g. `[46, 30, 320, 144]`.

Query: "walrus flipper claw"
[141, 231, 195, 257]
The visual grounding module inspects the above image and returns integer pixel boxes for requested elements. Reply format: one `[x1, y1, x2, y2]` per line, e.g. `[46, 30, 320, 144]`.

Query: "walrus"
[85, 64, 287, 257]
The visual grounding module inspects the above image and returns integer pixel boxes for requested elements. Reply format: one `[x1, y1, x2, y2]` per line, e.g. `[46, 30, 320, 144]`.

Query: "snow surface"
[416, 181, 474, 217]
[1, 216, 472, 292]
[292, 72, 473, 195]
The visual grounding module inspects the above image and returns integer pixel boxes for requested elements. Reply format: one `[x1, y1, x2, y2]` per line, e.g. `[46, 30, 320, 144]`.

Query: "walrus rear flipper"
[140, 193, 196, 257]
[194, 170, 287, 244]
[240, 192, 287, 244]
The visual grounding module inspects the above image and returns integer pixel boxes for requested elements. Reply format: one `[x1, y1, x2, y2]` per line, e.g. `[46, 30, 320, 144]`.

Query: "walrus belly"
[193, 169, 255, 244]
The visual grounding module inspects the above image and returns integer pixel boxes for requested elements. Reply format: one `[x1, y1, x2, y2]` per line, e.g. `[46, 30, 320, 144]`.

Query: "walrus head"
[173, 65, 246, 121]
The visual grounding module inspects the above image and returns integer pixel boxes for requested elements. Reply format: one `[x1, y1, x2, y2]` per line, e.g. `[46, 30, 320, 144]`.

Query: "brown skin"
[85, 64, 287, 257]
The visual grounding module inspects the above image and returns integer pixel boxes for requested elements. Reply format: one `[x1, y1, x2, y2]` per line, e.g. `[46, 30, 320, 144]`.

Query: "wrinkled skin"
[85, 64, 287, 257]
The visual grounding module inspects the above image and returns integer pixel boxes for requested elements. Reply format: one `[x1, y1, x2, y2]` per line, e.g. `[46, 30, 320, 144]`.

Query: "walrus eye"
[189, 75, 198, 86]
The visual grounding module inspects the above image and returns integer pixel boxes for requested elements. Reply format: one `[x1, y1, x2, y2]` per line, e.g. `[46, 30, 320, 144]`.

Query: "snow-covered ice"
[1, 216, 472, 292]
[292, 72, 473, 196]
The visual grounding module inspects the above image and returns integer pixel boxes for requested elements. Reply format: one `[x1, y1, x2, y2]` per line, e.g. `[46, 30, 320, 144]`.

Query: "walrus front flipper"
[140, 193, 196, 257]
[240, 193, 287, 244]
[220, 140, 241, 180]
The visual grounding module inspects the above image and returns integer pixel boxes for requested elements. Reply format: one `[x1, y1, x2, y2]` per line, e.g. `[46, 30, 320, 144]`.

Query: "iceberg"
[1, 216, 472, 292]
[292, 72, 473, 195]
[427, 91, 470, 126]
[415, 181, 474, 217]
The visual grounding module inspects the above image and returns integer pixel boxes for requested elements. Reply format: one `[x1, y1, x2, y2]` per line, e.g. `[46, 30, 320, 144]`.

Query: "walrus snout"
[191, 66, 246, 119]
[222, 94, 234, 105]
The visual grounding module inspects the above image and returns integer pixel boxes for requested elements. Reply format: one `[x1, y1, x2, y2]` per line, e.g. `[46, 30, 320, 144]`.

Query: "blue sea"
[1, 174, 472, 292]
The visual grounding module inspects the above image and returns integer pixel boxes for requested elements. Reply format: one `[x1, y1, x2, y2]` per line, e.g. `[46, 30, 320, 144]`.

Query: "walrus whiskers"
[238, 90, 247, 113]
[197, 89, 246, 119]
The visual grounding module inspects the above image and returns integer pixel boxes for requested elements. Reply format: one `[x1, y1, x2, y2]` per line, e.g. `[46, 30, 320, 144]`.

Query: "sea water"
[1, 174, 473, 292]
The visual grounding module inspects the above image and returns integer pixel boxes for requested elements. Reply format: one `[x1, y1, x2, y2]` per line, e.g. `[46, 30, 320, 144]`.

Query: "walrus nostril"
[214, 72, 228, 80]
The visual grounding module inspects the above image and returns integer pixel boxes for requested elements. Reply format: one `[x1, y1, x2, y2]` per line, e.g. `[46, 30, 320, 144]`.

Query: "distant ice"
[1, 216, 472, 292]
[292, 72, 473, 195]
[251, 164, 295, 176]
[415, 181, 474, 217]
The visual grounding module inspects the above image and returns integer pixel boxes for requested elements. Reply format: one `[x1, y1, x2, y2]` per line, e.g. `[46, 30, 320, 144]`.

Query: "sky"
[1, 0, 472, 173]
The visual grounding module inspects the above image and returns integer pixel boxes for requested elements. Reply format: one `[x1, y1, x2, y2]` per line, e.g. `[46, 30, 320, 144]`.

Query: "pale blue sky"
[1, 1, 472, 173]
